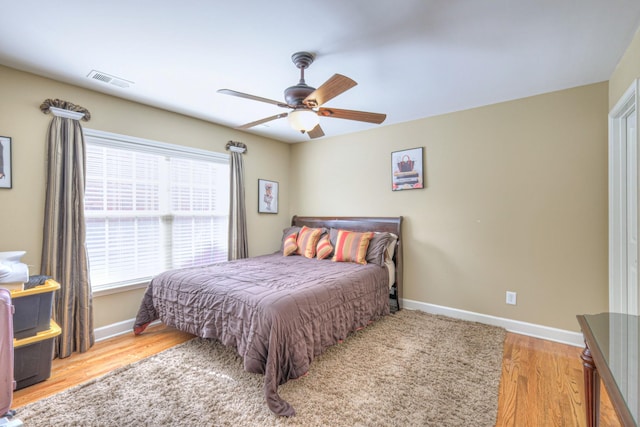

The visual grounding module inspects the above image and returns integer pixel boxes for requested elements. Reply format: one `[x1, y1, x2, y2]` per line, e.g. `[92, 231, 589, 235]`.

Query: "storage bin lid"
[14, 320, 61, 348]
[10, 279, 60, 298]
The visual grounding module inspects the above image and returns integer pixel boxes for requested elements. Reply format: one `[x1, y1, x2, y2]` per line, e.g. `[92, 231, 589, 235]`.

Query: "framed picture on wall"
[391, 147, 424, 191]
[0, 136, 12, 189]
[258, 179, 278, 214]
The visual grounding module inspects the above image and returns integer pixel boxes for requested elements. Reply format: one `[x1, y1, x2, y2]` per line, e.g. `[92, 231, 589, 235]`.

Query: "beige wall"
[610, 25, 640, 108]
[290, 82, 609, 332]
[0, 64, 612, 334]
[0, 65, 291, 328]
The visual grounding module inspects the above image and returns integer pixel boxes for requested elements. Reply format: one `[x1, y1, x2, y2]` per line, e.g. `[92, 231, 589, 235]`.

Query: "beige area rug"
[17, 310, 506, 426]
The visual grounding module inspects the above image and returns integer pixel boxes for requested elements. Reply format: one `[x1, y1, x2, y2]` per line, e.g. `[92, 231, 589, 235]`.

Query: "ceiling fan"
[217, 51, 386, 139]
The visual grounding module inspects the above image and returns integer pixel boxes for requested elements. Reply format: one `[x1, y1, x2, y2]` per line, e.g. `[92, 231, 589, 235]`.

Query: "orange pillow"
[296, 226, 323, 258]
[316, 234, 333, 259]
[283, 232, 298, 256]
[332, 230, 374, 265]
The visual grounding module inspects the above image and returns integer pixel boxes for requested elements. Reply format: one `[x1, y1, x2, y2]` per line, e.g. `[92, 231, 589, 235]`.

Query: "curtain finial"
[226, 141, 247, 154]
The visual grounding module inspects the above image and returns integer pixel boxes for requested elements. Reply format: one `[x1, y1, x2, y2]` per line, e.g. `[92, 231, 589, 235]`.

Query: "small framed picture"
[392, 147, 424, 191]
[258, 179, 278, 214]
[0, 136, 12, 189]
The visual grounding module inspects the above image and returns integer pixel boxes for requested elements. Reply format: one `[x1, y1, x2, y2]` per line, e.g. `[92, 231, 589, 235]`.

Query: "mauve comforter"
[133, 253, 390, 416]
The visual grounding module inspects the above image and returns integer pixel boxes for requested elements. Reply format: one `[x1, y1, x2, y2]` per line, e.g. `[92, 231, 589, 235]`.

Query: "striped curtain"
[40, 99, 94, 358]
[226, 141, 248, 260]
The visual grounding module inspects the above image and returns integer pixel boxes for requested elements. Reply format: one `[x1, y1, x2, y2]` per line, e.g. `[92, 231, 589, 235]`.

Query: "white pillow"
[385, 233, 398, 262]
[384, 233, 398, 288]
[0, 251, 26, 264]
[385, 258, 396, 289]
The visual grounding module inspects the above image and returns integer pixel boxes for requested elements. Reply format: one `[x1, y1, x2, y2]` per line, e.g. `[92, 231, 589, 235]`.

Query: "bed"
[133, 215, 403, 416]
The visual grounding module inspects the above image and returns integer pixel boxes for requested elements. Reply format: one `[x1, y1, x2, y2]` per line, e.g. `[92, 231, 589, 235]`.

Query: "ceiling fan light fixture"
[288, 109, 319, 132]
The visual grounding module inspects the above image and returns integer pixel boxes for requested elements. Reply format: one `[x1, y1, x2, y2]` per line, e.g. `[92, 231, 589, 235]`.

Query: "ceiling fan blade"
[318, 107, 386, 124]
[217, 89, 289, 108]
[237, 113, 288, 129]
[303, 74, 357, 107]
[307, 124, 325, 139]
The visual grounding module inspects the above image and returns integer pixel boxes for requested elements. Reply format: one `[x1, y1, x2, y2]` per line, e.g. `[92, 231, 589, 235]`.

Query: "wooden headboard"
[291, 215, 403, 311]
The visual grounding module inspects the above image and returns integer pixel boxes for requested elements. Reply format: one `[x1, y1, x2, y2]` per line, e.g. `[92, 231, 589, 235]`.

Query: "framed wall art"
[0, 136, 12, 189]
[258, 179, 278, 214]
[391, 147, 423, 191]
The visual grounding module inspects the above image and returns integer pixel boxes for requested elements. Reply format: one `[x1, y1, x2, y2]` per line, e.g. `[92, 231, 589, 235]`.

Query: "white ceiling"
[1, 1, 639, 143]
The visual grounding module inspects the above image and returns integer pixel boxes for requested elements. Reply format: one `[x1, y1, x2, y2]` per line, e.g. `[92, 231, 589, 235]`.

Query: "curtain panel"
[226, 141, 248, 260]
[40, 99, 94, 358]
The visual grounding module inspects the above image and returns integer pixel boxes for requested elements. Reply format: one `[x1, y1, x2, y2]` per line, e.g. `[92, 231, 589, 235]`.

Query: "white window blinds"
[83, 129, 229, 292]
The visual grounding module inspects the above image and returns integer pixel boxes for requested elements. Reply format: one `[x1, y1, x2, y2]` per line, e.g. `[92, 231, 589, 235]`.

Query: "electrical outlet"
[506, 291, 517, 305]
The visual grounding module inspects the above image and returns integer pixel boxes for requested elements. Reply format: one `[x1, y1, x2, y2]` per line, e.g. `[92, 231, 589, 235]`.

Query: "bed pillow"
[329, 228, 340, 248]
[385, 233, 398, 262]
[296, 226, 323, 258]
[282, 232, 298, 256]
[332, 229, 375, 265]
[384, 233, 398, 287]
[280, 226, 301, 253]
[316, 234, 334, 259]
[365, 232, 392, 266]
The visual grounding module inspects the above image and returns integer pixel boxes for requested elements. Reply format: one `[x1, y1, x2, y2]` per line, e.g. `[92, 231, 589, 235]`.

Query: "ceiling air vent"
[87, 70, 133, 88]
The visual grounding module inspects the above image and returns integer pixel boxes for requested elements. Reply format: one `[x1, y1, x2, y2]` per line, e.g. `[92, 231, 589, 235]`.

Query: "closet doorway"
[609, 79, 639, 315]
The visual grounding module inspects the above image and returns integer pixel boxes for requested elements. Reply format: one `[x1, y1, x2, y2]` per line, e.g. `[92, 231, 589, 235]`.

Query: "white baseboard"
[402, 298, 584, 347]
[94, 319, 135, 342]
[94, 318, 160, 342]
[94, 301, 585, 348]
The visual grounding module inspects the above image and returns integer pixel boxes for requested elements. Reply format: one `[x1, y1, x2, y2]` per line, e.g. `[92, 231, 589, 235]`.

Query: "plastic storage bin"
[10, 280, 59, 340]
[13, 320, 60, 390]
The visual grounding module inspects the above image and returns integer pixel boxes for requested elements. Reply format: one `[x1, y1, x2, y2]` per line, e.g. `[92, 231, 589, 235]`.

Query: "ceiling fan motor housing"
[284, 83, 315, 106]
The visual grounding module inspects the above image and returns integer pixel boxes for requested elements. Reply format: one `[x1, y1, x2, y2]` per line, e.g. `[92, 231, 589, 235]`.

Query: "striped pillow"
[296, 226, 323, 258]
[280, 226, 301, 253]
[332, 230, 375, 265]
[316, 234, 333, 259]
[282, 232, 298, 256]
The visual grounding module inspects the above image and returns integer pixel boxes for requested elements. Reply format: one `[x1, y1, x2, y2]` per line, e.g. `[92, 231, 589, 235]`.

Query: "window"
[83, 129, 229, 293]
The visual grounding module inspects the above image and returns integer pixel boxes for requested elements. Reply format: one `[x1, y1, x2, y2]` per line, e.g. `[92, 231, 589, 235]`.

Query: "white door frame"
[609, 79, 639, 315]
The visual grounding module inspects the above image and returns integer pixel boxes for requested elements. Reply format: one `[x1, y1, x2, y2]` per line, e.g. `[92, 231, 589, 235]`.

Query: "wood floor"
[496, 333, 620, 427]
[13, 325, 622, 426]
